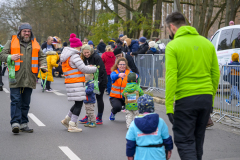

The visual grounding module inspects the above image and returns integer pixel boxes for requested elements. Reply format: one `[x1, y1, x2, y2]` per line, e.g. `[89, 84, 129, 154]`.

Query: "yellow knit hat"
[232, 53, 239, 62]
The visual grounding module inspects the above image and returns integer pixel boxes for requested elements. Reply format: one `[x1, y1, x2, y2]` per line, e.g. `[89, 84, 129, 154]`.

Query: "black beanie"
[113, 47, 122, 56]
[63, 42, 68, 47]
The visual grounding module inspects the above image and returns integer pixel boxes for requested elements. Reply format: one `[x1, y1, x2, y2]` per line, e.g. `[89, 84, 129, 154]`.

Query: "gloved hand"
[167, 113, 174, 125]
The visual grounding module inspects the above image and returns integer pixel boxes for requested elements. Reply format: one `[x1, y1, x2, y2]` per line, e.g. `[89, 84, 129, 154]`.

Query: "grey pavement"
[0, 76, 240, 160]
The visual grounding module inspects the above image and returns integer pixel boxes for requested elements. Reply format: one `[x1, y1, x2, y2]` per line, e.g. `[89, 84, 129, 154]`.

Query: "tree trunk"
[203, 0, 214, 37]
[92, 0, 95, 24]
[113, 0, 118, 24]
[152, 0, 162, 37]
[198, 0, 208, 35]
[142, 0, 154, 38]
[126, 0, 130, 35]
[174, 0, 181, 12]
[225, 0, 231, 26]
[193, 0, 200, 29]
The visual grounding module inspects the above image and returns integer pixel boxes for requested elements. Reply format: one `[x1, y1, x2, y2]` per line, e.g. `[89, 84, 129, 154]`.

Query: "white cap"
[149, 41, 155, 48]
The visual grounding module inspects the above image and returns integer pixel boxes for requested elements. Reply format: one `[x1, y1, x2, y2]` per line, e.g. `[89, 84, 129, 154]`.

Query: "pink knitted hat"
[69, 33, 82, 48]
[229, 21, 234, 25]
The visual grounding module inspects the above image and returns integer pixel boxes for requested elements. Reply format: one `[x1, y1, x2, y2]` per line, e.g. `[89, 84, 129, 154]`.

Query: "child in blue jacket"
[83, 74, 96, 128]
[126, 94, 173, 160]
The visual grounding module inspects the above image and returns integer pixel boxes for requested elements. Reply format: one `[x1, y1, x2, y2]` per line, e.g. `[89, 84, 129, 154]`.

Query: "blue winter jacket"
[83, 80, 96, 103]
[126, 113, 173, 160]
[127, 40, 139, 55]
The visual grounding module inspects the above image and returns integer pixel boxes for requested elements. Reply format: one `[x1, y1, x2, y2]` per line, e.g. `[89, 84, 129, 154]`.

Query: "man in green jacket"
[0, 23, 47, 134]
[165, 12, 220, 160]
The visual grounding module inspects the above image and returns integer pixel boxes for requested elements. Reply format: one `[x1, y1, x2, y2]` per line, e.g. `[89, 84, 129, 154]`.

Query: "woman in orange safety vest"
[109, 57, 138, 121]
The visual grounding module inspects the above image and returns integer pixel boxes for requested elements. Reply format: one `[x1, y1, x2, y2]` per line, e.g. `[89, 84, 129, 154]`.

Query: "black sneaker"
[20, 127, 34, 133]
[0, 86, 3, 91]
[12, 124, 20, 133]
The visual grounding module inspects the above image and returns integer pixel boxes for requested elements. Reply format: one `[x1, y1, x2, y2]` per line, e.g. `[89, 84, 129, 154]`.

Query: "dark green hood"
[174, 26, 199, 39]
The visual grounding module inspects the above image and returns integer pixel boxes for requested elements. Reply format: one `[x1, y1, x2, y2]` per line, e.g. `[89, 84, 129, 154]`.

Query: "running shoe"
[225, 99, 231, 105]
[79, 115, 88, 124]
[84, 122, 90, 127]
[109, 112, 115, 121]
[96, 117, 103, 125]
[46, 89, 54, 92]
[89, 122, 97, 128]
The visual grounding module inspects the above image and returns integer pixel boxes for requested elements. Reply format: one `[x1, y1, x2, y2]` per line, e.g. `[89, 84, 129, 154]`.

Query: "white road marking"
[28, 113, 46, 126]
[53, 91, 66, 96]
[59, 146, 81, 160]
[3, 88, 10, 93]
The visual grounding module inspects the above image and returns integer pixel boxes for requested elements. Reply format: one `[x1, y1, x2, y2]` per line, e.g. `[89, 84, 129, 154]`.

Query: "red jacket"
[101, 51, 116, 75]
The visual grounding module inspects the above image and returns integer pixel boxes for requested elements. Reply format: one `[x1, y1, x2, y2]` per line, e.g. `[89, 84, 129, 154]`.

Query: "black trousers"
[173, 94, 212, 160]
[0, 66, 2, 86]
[96, 86, 105, 114]
[110, 97, 125, 114]
[70, 101, 83, 116]
[43, 80, 51, 90]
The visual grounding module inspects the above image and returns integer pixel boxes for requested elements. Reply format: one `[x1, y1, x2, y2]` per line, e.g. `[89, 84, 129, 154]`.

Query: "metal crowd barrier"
[134, 54, 165, 93]
[212, 65, 240, 122]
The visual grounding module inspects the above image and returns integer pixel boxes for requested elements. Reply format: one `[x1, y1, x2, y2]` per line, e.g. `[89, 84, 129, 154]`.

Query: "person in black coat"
[41, 36, 56, 53]
[113, 47, 139, 75]
[131, 37, 149, 86]
[81, 45, 108, 124]
[97, 40, 106, 54]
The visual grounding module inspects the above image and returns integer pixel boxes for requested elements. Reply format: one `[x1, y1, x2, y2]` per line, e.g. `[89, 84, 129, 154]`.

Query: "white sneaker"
[46, 89, 54, 92]
[68, 121, 82, 132]
[61, 116, 71, 128]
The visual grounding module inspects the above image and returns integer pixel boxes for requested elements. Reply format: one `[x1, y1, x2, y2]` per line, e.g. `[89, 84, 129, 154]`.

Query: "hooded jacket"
[38, 51, 59, 82]
[83, 80, 96, 104]
[83, 49, 108, 88]
[0, 39, 47, 89]
[60, 47, 97, 101]
[122, 82, 144, 111]
[128, 40, 139, 55]
[126, 113, 173, 160]
[97, 42, 106, 53]
[226, 61, 240, 86]
[101, 51, 116, 75]
[165, 26, 220, 114]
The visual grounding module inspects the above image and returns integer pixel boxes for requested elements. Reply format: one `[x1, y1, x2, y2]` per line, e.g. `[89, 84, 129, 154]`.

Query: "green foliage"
[88, 13, 122, 45]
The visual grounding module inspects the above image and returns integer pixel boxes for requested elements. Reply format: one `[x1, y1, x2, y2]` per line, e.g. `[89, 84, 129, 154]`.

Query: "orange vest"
[10, 35, 40, 73]
[110, 69, 130, 99]
[62, 57, 85, 83]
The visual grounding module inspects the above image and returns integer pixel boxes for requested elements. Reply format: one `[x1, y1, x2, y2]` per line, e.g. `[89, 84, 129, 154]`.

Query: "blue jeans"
[228, 85, 240, 102]
[10, 88, 33, 125]
[107, 75, 112, 94]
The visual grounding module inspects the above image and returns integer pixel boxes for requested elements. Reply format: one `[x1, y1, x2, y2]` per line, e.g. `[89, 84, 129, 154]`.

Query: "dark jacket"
[128, 40, 139, 55]
[97, 42, 106, 53]
[84, 51, 108, 88]
[147, 48, 160, 55]
[83, 80, 96, 104]
[108, 42, 115, 49]
[132, 42, 148, 56]
[123, 53, 139, 75]
[41, 42, 55, 51]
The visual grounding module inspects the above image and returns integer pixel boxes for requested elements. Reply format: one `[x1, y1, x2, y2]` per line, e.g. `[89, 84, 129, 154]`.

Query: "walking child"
[83, 74, 97, 128]
[126, 94, 173, 160]
[122, 72, 144, 129]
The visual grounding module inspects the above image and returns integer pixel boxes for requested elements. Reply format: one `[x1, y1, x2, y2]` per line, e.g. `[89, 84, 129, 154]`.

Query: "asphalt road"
[0, 76, 240, 160]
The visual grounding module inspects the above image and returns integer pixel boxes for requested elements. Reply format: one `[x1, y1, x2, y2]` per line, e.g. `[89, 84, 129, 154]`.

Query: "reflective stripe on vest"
[63, 69, 79, 75]
[110, 69, 130, 99]
[62, 57, 85, 84]
[11, 35, 40, 73]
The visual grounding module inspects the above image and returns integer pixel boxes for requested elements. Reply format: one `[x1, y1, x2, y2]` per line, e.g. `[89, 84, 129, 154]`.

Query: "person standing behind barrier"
[101, 45, 116, 95]
[0, 23, 47, 133]
[130, 37, 149, 87]
[38, 51, 59, 92]
[225, 53, 240, 106]
[79, 45, 107, 125]
[165, 12, 220, 160]
[60, 33, 97, 132]
[113, 47, 139, 75]
[147, 41, 160, 87]
[109, 58, 136, 121]
[97, 39, 106, 54]
[125, 38, 139, 55]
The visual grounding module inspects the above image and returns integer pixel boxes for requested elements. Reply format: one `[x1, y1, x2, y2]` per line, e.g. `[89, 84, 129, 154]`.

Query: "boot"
[206, 117, 214, 128]
[61, 115, 71, 128]
[68, 121, 82, 132]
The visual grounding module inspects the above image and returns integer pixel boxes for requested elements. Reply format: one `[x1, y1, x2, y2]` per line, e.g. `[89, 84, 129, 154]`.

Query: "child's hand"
[167, 150, 172, 160]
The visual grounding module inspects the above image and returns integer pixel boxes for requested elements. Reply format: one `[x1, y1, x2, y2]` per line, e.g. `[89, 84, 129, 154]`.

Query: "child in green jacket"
[122, 72, 144, 129]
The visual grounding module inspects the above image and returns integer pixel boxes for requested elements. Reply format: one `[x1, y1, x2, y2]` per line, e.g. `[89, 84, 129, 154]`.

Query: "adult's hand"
[166, 150, 172, 160]
[167, 113, 174, 125]
[127, 157, 134, 160]
[11, 54, 20, 61]
[119, 73, 126, 79]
